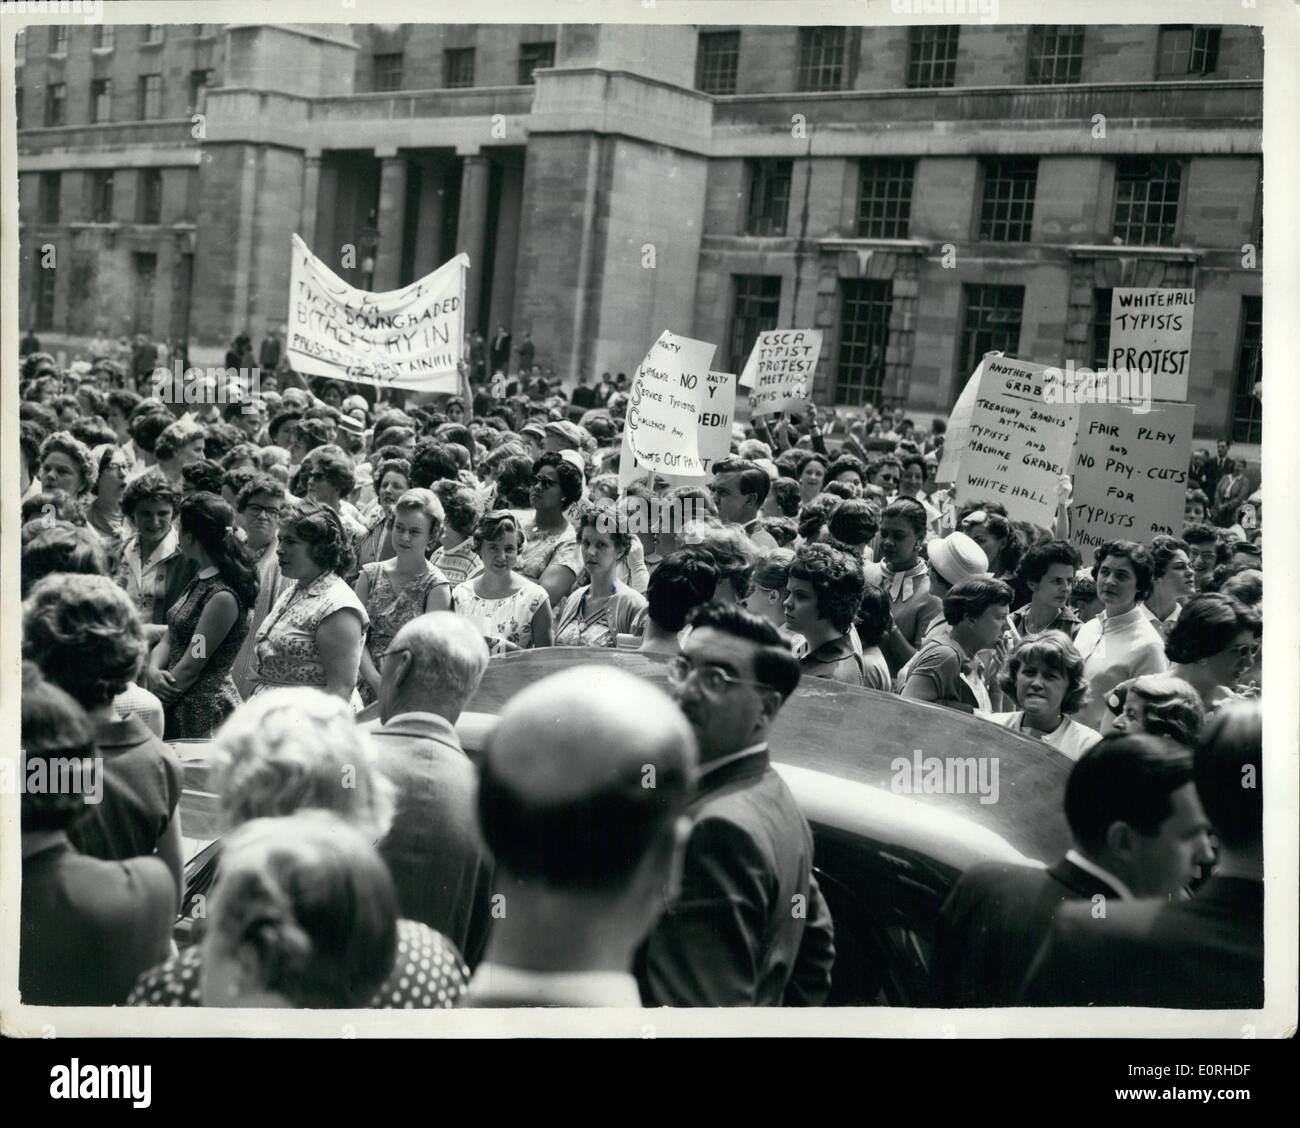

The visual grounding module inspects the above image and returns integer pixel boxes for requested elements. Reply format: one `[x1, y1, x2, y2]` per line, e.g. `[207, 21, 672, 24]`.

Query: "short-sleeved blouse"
[249, 571, 369, 693]
[453, 578, 549, 650]
[361, 561, 450, 663]
[516, 521, 581, 583]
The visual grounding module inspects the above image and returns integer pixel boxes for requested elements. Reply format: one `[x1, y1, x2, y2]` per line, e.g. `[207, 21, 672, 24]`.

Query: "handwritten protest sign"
[618, 331, 716, 487]
[937, 352, 998, 483]
[697, 371, 736, 476]
[287, 233, 468, 392]
[1069, 401, 1196, 552]
[954, 356, 1078, 529]
[1108, 288, 1195, 402]
[739, 330, 822, 416]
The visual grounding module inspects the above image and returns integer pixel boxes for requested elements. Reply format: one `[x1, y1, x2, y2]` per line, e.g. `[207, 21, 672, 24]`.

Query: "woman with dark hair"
[827, 497, 879, 563]
[19, 663, 176, 1006]
[824, 454, 868, 492]
[865, 496, 939, 674]
[21, 522, 109, 597]
[354, 455, 412, 572]
[554, 499, 647, 647]
[249, 500, 369, 704]
[116, 468, 198, 640]
[796, 452, 828, 505]
[984, 631, 1101, 760]
[1165, 593, 1261, 713]
[452, 511, 553, 652]
[518, 451, 584, 607]
[1012, 539, 1083, 639]
[784, 543, 868, 687]
[492, 452, 536, 509]
[38, 430, 97, 500]
[959, 508, 1024, 598]
[1143, 534, 1194, 638]
[901, 578, 1013, 712]
[306, 446, 367, 540]
[430, 479, 485, 585]
[746, 547, 795, 632]
[144, 492, 258, 738]
[639, 547, 719, 655]
[1106, 673, 1205, 748]
[1072, 539, 1169, 730]
[854, 584, 894, 692]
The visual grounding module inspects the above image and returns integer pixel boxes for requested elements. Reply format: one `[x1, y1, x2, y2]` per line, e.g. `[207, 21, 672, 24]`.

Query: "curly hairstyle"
[827, 497, 880, 547]
[121, 467, 181, 519]
[774, 449, 804, 480]
[999, 630, 1089, 716]
[755, 516, 798, 548]
[278, 499, 356, 576]
[685, 601, 801, 700]
[373, 455, 412, 493]
[128, 409, 174, 455]
[1017, 540, 1082, 586]
[942, 577, 1015, 625]
[961, 509, 1023, 575]
[472, 510, 528, 553]
[768, 477, 802, 518]
[1148, 534, 1191, 580]
[825, 454, 868, 486]
[22, 573, 147, 708]
[409, 439, 460, 489]
[572, 497, 633, 559]
[881, 495, 929, 540]
[69, 417, 117, 449]
[91, 444, 129, 496]
[22, 490, 86, 527]
[1219, 568, 1262, 609]
[790, 543, 866, 633]
[432, 480, 483, 537]
[236, 473, 286, 511]
[154, 420, 206, 463]
[491, 454, 534, 508]
[221, 442, 263, 471]
[39, 431, 97, 495]
[694, 523, 758, 601]
[796, 493, 840, 543]
[1108, 674, 1205, 748]
[182, 457, 226, 495]
[210, 689, 395, 842]
[179, 492, 260, 609]
[533, 451, 584, 506]
[21, 523, 109, 596]
[1090, 539, 1155, 602]
[1165, 593, 1261, 665]
[20, 662, 101, 832]
[305, 447, 356, 496]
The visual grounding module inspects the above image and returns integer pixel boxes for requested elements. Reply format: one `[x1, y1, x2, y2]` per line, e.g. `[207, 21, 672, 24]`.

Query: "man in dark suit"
[637, 602, 835, 1006]
[463, 666, 697, 1007]
[1020, 703, 1262, 1008]
[489, 324, 512, 374]
[1212, 454, 1250, 528]
[929, 733, 1215, 1007]
[367, 612, 495, 969]
[1203, 438, 1229, 501]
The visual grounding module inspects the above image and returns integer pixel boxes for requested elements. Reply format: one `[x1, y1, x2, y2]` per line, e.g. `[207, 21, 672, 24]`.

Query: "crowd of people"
[15, 339, 1266, 1010]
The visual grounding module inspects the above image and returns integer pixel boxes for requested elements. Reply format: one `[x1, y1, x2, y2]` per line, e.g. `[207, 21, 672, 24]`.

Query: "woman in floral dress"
[452, 511, 553, 654]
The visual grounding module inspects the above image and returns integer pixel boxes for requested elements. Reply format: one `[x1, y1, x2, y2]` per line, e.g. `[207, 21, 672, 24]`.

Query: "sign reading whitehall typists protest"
[1108, 288, 1195, 402]
[287, 234, 469, 392]
[1069, 400, 1196, 551]
[739, 330, 823, 416]
[619, 331, 717, 487]
[954, 356, 1078, 529]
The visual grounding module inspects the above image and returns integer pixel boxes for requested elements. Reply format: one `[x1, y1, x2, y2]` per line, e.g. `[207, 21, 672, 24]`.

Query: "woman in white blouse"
[983, 631, 1101, 761]
[1071, 540, 1168, 731]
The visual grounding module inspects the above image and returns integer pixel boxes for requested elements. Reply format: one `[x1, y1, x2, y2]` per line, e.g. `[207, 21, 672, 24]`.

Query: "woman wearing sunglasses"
[1164, 593, 1261, 713]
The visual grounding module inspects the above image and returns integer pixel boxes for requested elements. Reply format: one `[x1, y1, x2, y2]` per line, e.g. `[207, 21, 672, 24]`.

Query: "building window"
[90, 78, 112, 124]
[1157, 26, 1220, 77]
[35, 263, 57, 331]
[836, 280, 893, 407]
[373, 53, 403, 92]
[696, 30, 740, 94]
[518, 41, 555, 84]
[1026, 25, 1083, 84]
[45, 83, 66, 127]
[39, 172, 61, 224]
[1090, 288, 1113, 371]
[50, 26, 68, 55]
[91, 170, 114, 223]
[979, 158, 1038, 243]
[907, 26, 960, 88]
[133, 252, 157, 334]
[1113, 157, 1182, 246]
[959, 284, 1024, 382]
[144, 26, 165, 46]
[444, 48, 475, 89]
[745, 159, 793, 237]
[1232, 295, 1261, 444]
[797, 27, 846, 92]
[93, 25, 115, 50]
[138, 168, 163, 224]
[857, 158, 914, 239]
[188, 69, 213, 113]
[138, 74, 163, 120]
[729, 275, 781, 376]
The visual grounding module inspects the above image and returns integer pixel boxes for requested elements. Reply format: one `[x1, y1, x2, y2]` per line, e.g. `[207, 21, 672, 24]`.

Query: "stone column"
[456, 153, 491, 332]
[300, 154, 323, 249]
[373, 152, 408, 291]
[411, 158, 447, 277]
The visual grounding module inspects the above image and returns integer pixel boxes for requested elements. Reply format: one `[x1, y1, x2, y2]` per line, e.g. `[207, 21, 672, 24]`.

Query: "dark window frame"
[39, 171, 61, 224]
[92, 24, 115, 50]
[978, 157, 1038, 243]
[143, 25, 166, 46]
[91, 169, 114, 223]
[373, 53, 404, 92]
[1112, 157, 1184, 246]
[696, 30, 740, 95]
[1156, 25, 1221, 78]
[49, 26, 68, 55]
[188, 69, 213, 113]
[907, 26, 960, 89]
[797, 26, 847, 92]
[138, 74, 163, 120]
[518, 41, 556, 85]
[90, 77, 112, 124]
[745, 158, 793, 237]
[1026, 25, 1084, 85]
[45, 82, 67, 127]
[958, 284, 1025, 390]
[729, 275, 782, 377]
[444, 47, 475, 89]
[138, 168, 163, 225]
[1231, 295, 1262, 444]
[35, 262, 58, 331]
[856, 158, 915, 239]
[836, 279, 894, 407]
[1090, 288, 1114, 371]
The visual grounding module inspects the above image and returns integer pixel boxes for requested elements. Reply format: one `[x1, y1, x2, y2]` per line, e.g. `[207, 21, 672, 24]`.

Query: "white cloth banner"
[286, 233, 468, 392]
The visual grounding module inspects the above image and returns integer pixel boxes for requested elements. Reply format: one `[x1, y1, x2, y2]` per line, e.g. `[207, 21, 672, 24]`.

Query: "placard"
[937, 352, 999, 484]
[286, 234, 468, 392]
[738, 330, 822, 416]
[697, 371, 737, 476]
[1108, 288, 1195, 402]
[1070, 401, 1196, 552]
[618, 331, 716, 487]
[954, 356, 1078, 529]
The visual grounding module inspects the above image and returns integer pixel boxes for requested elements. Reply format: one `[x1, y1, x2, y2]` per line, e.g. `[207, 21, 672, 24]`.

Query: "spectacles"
[1228, 642, 1260, 659]
[666, 655, 772, 695]
[245, 503, 281, 519]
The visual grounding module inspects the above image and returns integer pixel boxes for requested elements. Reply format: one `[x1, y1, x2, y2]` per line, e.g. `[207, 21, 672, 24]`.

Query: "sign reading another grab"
[739, 330, 822, 416]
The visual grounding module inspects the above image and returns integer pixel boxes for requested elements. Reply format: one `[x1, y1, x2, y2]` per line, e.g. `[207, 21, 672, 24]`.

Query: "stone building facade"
[16, 21, 1263, 439]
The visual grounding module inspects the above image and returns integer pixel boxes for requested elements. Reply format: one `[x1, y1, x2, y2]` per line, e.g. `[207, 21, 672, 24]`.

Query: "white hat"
[927, 531, 989, 587]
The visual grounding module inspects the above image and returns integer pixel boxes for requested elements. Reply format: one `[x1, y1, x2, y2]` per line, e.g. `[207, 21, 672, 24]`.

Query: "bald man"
[462, 666, 697, 1007]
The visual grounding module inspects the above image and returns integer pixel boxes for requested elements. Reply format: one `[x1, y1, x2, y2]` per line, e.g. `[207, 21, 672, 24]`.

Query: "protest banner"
[1069, 401, 1196, 552]
[937, 352, 999, 483]
[738, 330, 822, 416]
[286, 233, 468, 392]
[618, 331, 717, 488]
[953, 356, 1078, 529]
[1108, 288, 1195, 402]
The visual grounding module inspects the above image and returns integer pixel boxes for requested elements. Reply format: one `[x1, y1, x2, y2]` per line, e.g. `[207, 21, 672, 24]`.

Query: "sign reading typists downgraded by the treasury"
[739, 330, 823, 416]
[287, 233, 468, 392]
[618, 330, 717, 486]
[1108, 288, 1195, 402]
[1070, 401, 1197, 552]
[954, 355, 1078, 529]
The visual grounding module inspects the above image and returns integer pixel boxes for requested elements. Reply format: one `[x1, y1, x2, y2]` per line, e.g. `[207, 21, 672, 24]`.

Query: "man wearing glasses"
[636, 602, 835, 1006]
[229, 474, 291, 700]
